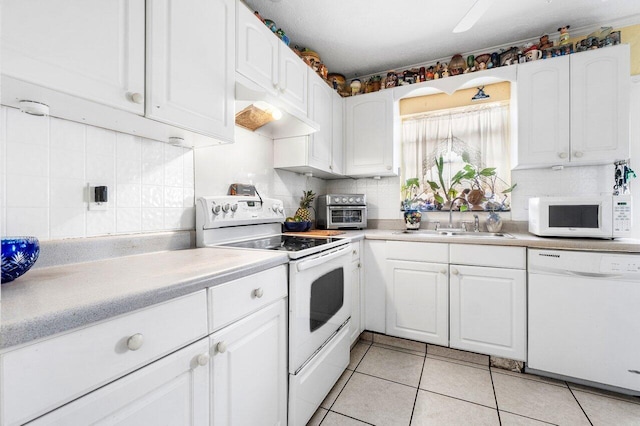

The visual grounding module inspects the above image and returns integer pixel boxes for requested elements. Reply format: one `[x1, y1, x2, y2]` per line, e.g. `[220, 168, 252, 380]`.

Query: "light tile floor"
[307, 334, 640, 426]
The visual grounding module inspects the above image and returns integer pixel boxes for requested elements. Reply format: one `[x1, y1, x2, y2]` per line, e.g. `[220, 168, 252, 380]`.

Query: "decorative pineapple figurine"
[295, 190, 315, 221]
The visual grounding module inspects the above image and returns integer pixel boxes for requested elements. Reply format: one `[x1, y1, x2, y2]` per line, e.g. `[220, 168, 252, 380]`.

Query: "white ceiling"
[242, 0, 640, 78]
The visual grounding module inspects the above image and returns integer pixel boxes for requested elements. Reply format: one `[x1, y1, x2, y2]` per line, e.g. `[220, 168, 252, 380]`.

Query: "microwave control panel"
[613, 195, 632, 235]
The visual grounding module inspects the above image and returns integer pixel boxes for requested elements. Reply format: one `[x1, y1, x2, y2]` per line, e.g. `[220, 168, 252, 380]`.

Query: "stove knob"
[212, 204, 221, 215]
[278, 206, 284, 214]
[230, 204, 238, 212]
[222, 203, 230, 213]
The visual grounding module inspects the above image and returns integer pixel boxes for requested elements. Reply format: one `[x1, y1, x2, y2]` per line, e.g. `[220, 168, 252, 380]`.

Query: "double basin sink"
[394, 229, 514, 239]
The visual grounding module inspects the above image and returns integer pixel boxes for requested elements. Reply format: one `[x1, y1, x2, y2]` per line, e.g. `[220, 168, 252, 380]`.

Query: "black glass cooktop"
[223, 235, 340, 252]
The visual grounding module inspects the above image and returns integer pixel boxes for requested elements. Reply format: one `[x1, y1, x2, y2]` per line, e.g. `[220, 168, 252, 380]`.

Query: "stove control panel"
[196, 196, 284, 229]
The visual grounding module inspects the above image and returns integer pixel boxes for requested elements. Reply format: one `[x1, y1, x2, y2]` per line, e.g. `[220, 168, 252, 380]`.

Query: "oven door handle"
[296, 245, 350, 272]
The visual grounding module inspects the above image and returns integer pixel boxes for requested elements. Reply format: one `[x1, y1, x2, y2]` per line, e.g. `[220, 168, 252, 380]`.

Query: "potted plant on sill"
[425, 155, 466, 210]
[401, 177, 422, 230]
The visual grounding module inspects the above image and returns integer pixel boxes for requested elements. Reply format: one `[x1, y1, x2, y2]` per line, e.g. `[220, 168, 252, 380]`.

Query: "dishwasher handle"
[565, 270, 623, 279]
[530, 267, 623, 279]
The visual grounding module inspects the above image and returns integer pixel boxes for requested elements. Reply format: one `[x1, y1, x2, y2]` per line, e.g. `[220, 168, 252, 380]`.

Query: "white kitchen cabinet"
[449, 244, 526, 360]
[386, 259, 449, 345]
[514, 45, 630, 168]
[349, 241, 364, 345]
[344, 90, 399, 177]
[146, 0, 235, 142]
[1, 291, 208, 426]
[274, 71, 344, 178]
[332, 94, 345, 175]
[1, 0, 145, 114]
[514, 55, 570, 168]
[211, 299, 287, 426]
[29, 339, 210, 426]
[570, 44, 630, 165]
[236, 2, 307, 115]
[364, 240, 387, 333]
[449, 265, 526, 361]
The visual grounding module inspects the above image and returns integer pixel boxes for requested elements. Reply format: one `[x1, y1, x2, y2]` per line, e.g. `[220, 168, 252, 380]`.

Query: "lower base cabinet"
[449, 265, 527, 361]
[211, 299, 287, 425]
[30, 338, 211, 425]
[386, 259, 449, 346]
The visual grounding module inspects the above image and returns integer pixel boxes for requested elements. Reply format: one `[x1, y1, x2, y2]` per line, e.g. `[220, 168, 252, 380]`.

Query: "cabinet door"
[30, 339, 210, 426]
[308, 71, 333, 173]
[515, 56, 570, 168]
[211, 299, 287, 426]
[570, 44, 630, 164]
[279, 44, 308, 115]
[332, 94, 345, 175]
[236, 2, 279, 96]
[349, 259, 362, 345]
[364, 240, 387, 333]
[2, 0, 145, 114]
[146, 0, 234, 141]
[449, 265, 526, 361]
[345, 91, 397, 177]
[386, 260, 449, 345]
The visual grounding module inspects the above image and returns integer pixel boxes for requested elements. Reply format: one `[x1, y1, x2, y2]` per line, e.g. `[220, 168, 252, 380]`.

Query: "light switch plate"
[87, 182, 108, 211]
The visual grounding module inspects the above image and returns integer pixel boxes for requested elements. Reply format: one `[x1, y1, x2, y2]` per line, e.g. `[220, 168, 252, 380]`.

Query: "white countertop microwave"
[528, 195, 632, 239]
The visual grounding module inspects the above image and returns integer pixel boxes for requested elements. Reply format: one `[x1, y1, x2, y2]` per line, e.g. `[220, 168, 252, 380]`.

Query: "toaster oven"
[316, 194, 367, 229]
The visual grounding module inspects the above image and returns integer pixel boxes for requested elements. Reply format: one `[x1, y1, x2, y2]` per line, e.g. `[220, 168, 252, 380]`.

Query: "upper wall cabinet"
[146, 0, 235, 142]
[236, 2, 307, 116]
[514, 44, 630, 168]
[344, 90, 399, 177]
[2, 0, 145, 114]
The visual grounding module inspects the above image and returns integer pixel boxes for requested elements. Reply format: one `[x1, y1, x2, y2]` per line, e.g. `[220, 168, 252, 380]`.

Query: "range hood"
[235, 73, 319, 139]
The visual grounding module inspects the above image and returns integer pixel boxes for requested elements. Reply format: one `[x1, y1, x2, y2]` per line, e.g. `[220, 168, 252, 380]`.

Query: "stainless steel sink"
[394, 229, 514, 239]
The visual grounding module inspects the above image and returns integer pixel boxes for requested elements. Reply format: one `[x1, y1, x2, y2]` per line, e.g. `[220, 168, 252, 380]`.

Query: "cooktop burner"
[223, 235, 341, 252]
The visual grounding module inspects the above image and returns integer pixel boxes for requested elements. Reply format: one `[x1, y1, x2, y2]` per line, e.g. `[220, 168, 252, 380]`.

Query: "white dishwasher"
[528, 249, 640, 394]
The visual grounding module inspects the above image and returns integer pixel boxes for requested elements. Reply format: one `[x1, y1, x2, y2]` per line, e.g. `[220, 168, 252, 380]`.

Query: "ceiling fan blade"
[453, 0, 496, 33]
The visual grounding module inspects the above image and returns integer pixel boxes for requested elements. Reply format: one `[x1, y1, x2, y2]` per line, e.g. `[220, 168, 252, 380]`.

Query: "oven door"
[327, 206, 366, 229]
[289, 243, 352, 373]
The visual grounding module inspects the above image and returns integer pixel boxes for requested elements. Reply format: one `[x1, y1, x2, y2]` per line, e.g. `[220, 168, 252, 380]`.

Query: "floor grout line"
[408, 352, 428, 425]
[567, 384, 640, 406]
[426, 354, 490, 371]
[419, 389, 500, 411]
[326, 410, 376, 425]
[567, 384, 594, 426]
[499, 410, 559, 426]
[490, 367, 570, 388]
[489, 366, 502, 426]
[352, 370, 420, 390]
[370, 342, 426, 358]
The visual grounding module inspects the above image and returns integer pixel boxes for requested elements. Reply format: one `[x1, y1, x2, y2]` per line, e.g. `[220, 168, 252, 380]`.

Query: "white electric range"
[196, 195, 352, 425]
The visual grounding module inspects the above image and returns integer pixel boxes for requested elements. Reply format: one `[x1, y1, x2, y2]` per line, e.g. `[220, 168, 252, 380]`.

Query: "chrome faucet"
[447, 196, 469, 229]
[473, 214, 480, 232]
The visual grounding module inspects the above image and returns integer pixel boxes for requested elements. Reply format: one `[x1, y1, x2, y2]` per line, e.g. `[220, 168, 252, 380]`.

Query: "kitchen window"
[401, 101, 512, 207]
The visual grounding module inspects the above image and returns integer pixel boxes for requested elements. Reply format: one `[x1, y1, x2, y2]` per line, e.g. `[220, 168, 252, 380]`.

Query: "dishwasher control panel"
[601, 256, 640, 274]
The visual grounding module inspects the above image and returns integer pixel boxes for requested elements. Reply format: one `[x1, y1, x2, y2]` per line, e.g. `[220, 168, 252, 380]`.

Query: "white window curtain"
[401, 101, 511, 195]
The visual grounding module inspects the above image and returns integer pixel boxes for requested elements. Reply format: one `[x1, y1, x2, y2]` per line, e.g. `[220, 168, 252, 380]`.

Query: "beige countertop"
[0, 247, 288, 351]
[360, 229, 640, 252]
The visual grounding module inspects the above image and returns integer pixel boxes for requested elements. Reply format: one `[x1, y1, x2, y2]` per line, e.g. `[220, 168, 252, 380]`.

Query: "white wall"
[326, 176, 402, 220]
[195, 127, 326, 218]
[0, 106, 195, 241]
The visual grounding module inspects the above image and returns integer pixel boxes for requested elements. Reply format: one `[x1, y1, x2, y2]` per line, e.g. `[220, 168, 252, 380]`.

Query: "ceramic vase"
[404, 210, 422, 230]
[486, 211, 503, 233]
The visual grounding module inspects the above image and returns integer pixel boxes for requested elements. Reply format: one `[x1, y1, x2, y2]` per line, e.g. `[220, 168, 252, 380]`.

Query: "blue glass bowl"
[283, 221, 312, 232]
[1, 237, 40, 284]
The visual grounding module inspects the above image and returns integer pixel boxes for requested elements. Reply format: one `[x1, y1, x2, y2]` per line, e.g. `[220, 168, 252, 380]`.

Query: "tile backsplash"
[0, 106, 195, 241]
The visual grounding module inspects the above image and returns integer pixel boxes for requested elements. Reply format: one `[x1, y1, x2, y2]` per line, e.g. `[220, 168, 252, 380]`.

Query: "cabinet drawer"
[386, 241, 448, 263]
[1, 291, 208, 426]
[208, 265, 287, 332]
[449, 244, 526, 269]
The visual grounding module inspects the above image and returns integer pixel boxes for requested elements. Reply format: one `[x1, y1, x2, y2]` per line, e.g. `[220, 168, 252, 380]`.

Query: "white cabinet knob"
[440, 269, 447, 275]
[558, 152, 568, 159]
[386, 165, 392, 170]
[127, 333, 144, 351]
[574, 151, 584, 158]
[216, 341, 227, 354]
[129, 92, 144, 104]
[451, 268, 459, 275]
[253, 288, 264, 298]
[197, 353, 210, 366]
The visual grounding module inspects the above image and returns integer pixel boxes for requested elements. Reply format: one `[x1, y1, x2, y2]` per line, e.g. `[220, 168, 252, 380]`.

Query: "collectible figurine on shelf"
[385, 71, 398, 88]
[558, 25, 571, 46]
[539, 34, 553, 50]
[426, 66, 435, 80]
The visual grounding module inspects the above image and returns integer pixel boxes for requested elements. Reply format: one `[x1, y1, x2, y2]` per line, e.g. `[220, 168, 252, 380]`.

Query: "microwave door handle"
[296, 246, 349, 272]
